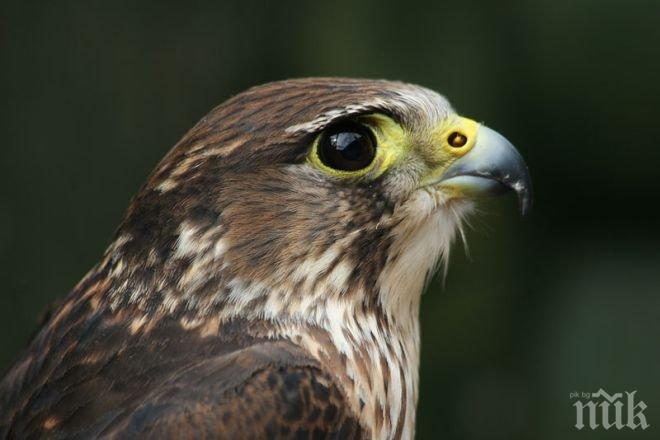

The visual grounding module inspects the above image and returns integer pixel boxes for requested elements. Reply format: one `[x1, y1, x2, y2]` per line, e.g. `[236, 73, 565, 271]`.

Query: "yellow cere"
[420, 116, 480, 185]
[429, 116, 479, 158]
[308, 113, 409, 179]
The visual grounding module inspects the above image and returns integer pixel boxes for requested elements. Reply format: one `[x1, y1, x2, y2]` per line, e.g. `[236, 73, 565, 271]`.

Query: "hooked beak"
[439, 125, 533, 215]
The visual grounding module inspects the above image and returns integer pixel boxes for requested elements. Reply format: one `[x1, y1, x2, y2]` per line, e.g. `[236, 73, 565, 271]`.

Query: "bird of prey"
[0, 78, 531, 439]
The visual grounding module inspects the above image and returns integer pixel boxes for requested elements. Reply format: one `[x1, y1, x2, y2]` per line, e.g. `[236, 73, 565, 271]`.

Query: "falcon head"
[114, 78, 531, 326]
[2, 78, 532, 439]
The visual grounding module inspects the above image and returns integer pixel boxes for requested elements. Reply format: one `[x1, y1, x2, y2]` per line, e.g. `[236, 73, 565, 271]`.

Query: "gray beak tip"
[517, 185, 533, 216]
[510, 166, 533, 216]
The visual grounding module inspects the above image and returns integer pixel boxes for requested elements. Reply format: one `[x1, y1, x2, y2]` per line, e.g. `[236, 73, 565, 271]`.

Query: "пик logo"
[570, 389, 650, 430]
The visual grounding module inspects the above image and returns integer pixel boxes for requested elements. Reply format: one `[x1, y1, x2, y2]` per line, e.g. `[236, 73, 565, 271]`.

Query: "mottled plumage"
[0, 78, 531, 439]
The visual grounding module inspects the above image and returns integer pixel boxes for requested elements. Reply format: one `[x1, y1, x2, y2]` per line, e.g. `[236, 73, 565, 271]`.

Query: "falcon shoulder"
[108, 342, 363, 439]
[0, 301, 363, 439]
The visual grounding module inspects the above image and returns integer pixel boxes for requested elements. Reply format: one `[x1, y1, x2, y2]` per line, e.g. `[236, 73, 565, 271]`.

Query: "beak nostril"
[448, 131, 468, 148]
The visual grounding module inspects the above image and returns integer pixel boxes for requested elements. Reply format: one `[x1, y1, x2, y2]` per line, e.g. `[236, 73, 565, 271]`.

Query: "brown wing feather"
[0, 303, 364, 439]
[108, 360, 363, 439]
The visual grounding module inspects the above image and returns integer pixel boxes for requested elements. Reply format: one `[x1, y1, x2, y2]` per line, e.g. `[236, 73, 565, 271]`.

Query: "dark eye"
[317, 121, 376, 171]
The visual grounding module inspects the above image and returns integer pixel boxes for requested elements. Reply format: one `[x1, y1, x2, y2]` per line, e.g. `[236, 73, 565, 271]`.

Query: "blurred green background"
[1, 1, 658, 438]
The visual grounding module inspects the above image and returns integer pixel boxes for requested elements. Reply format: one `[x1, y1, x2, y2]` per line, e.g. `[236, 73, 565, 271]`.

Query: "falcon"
[0, 78, 531, 439]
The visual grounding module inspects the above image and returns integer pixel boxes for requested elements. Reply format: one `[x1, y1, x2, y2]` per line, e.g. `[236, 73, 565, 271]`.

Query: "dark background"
[1, 1, 658, 438]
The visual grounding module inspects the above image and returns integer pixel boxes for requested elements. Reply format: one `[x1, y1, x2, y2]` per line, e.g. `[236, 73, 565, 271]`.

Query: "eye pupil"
[448, 131, 468, 148]
[318, 122, 376, 171]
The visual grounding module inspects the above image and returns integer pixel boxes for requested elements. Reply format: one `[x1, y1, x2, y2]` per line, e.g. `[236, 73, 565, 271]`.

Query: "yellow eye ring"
[307, 113, 407, 179]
